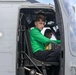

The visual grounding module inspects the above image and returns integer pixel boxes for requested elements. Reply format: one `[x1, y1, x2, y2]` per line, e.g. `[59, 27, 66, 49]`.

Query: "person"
[29, 15, 61, 62]
[44, 29, 53, 50]
[44, 29, 53, 39]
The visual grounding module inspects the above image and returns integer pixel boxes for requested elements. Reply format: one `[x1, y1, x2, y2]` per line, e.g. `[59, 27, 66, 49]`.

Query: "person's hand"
[55, 40, 61, 44]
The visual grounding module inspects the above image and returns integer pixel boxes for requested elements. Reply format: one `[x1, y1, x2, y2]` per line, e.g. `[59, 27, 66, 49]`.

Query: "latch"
[70, 64, 76, 75]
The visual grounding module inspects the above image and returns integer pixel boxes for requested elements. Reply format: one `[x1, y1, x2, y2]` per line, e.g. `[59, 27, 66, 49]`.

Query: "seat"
[22, 27, 59, 75]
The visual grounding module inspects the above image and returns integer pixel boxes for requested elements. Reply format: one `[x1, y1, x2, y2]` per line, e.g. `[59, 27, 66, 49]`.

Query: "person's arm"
[51, 40, 61, 44]
[30, 29, 61, 44]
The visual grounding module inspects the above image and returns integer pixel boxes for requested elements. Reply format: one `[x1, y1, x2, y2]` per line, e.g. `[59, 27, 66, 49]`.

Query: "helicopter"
[0, 0, 76, 75]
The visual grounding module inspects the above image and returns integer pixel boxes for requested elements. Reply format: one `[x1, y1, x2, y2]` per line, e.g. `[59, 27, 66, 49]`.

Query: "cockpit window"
[36, 0, 54, 5]
[63, 0, 76, 56]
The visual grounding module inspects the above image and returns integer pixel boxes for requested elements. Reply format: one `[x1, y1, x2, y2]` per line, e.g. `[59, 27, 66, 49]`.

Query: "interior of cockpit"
[17, 8, 61, 75]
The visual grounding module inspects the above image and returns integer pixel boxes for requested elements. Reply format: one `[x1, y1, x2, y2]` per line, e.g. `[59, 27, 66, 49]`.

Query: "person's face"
[35, 19, 45, 30]
[46, 33, 53, 39]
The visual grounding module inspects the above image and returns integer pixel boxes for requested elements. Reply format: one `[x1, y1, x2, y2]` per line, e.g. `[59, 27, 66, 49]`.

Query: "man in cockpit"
[29, 14, 61, 62]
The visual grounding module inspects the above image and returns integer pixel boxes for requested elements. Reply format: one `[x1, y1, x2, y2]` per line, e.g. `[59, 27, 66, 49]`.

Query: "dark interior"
[17, 8, 60, 75]
[20, 8, 60, 39]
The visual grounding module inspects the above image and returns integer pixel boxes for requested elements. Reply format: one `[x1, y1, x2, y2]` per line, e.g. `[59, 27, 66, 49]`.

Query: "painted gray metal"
[0, 1, 53, 75]
[58, 0, 76, 75]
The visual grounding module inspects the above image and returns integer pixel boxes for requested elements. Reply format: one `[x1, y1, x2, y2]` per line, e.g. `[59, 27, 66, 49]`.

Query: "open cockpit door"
[54, 0, 76, 75]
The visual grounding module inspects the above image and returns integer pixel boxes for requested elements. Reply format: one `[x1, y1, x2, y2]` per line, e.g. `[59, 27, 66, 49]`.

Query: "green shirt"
[29, 27, 61, 53]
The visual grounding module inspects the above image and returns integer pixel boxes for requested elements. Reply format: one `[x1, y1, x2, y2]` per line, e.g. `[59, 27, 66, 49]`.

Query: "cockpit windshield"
[63, 0, 76, 56]
[36, 0, 54, 5]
